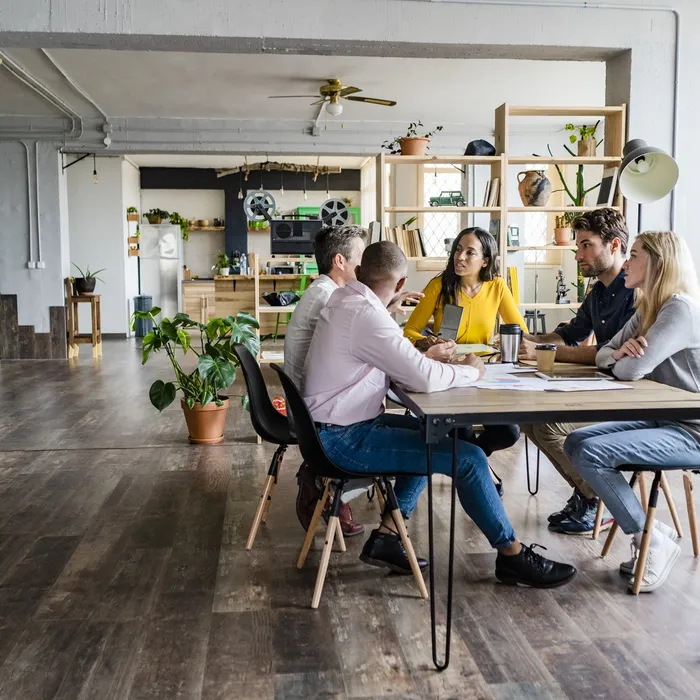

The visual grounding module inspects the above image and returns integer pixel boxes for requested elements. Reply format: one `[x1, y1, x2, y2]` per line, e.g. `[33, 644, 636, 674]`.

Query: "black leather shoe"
[495, 543, 577, 588]
[359, 529, 428, 575]
[490, 466, 504, 499]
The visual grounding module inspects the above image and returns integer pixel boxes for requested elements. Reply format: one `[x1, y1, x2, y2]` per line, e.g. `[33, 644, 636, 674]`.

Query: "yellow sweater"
[404, 276, 528, 345]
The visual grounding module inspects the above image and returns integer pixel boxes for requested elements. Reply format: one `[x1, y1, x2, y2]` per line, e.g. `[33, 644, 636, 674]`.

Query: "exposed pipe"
[0, 50, 83, 139]
[35, 142, 43, 264]
[423, 0, 680, 229]
[20, 141, 35, 266]
[40, 49, 110, 122]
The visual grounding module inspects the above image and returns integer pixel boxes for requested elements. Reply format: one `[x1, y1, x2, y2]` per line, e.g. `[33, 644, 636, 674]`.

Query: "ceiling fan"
[268, 78, 396, 116]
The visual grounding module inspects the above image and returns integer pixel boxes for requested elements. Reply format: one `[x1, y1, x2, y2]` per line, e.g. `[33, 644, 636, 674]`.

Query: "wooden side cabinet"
[182, 281, 216, 324]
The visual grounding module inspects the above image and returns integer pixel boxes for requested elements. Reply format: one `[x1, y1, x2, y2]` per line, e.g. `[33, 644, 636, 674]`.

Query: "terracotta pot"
[145, 215, 162, 225]
[554, 227, 573, 246]
[399, 137, 430, 156]
[74, 277, 96, 295]
[181, 397, 230, 444]
[578, 139, 596, 157]
[517, 170, 552, 206]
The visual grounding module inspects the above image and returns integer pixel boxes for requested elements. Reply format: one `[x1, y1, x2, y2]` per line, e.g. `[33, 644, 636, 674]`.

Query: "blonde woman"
[564, 231, 700, 593]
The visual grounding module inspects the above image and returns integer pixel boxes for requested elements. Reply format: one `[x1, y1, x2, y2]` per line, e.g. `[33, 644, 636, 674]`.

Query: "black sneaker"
[547, 490, 581, 525]
[490, 466, 504, 499]
[495, 543, 577, 588]
[359, 529, 428, 575]
[550, 496, 613, 536]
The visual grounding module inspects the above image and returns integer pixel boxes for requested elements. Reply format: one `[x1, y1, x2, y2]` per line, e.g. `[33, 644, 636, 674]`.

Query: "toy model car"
[429, 191, 466, 207]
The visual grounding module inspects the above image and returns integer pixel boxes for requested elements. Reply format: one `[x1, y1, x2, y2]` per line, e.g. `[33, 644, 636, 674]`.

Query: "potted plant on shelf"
[168, 212, 190, 242]
[382, 121, 444, 156]
[213, 252, 231, 276]
[126, 206, 139, 222]
[131, 308, 260, 444]
[71, 263, 105, 295]
[565, 121, 602, 158]
[144, 208, 170, 225]
[553, 215, 572, 246]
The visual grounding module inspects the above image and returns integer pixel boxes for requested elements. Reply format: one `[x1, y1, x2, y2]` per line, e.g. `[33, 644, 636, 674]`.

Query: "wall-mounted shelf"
[509, 205, 622, 213]
[508, 156, 621, 166]
[383, 155, 501, 165]
[190, 226, 225, 232]
[385, 206, 500, 214]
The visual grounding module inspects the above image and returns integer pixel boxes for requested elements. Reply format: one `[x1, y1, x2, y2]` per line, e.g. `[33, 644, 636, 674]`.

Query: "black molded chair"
[272, 363, 429, 609]
[233, 343, 297, 550]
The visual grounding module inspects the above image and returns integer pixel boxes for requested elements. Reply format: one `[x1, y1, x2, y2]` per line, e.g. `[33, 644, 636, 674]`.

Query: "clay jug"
[517, 170, 552, 207]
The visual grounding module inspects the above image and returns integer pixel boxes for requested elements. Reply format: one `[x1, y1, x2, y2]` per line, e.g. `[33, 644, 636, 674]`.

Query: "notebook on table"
[535, 368, 612, 381]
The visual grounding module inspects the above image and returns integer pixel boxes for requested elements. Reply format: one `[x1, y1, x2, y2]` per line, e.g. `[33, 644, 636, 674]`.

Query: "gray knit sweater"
[597, 294, 700, 442]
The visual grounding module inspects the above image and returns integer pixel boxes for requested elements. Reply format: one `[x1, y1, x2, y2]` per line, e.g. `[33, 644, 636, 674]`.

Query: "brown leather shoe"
[323, 501, 364, 537]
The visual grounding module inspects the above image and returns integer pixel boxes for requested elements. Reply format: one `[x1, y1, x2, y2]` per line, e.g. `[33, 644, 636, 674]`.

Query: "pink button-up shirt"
[303, 279, 480, 426]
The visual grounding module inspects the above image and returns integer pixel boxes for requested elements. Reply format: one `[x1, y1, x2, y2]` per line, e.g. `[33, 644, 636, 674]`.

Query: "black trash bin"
[133, 295, 153, 337]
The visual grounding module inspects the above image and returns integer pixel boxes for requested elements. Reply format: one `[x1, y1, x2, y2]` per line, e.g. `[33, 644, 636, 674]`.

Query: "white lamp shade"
[326, 101, 343, 116]
[618, 139, 678, 204]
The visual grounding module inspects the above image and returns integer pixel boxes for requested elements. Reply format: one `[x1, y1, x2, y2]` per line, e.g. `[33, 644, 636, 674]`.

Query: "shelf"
[508, 106, 625, 117]
[385, 206, 500, 213]
[258, 305, 298, 313]
[518, 303, 582, 310]
[508, 156, 621, 165]
[214, 275, 255, 280]
[383, 155, 501, 165]
[509, 206, 621, 213]
[507, 245, 576, 251]
[189, 226, 225, 232]
[260, 274, 317, 280]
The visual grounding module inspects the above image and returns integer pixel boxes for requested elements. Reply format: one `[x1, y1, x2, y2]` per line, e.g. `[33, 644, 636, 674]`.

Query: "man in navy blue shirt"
[519, 209, 635, 535]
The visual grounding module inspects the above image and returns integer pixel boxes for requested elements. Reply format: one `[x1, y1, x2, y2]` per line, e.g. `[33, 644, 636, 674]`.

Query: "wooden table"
[391, 373, 700, 671]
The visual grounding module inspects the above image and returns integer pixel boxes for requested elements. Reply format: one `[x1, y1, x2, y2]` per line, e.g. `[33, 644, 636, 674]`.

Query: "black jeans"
[461, 424, 520, 457]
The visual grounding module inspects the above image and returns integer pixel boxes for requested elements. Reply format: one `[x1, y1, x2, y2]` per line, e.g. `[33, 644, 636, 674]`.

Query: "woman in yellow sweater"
[405, 226, 527, 462]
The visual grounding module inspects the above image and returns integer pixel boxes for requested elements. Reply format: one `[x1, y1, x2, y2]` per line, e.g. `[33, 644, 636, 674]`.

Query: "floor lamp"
[618, 139, 679, 233]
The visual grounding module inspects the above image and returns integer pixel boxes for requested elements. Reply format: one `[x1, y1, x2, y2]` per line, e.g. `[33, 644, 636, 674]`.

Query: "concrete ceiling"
[128, 154, 368, 168]
[0, 49, 606, 124]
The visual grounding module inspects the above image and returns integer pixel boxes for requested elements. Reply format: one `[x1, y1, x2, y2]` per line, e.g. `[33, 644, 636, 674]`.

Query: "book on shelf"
[487, 178, 500, 207]
[383, 226, 425, 258]
[482, 180, 491, 207]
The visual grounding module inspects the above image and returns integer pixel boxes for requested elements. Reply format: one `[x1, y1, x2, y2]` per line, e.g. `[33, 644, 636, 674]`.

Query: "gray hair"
[313, 224, 367, 275]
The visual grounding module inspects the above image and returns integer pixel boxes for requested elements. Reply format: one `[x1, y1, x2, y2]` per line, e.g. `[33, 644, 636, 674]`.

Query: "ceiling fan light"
[326, 102, 343, 117]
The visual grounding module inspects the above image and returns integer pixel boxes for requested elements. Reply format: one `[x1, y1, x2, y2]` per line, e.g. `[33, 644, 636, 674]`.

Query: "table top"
[392, 364, 700, 429]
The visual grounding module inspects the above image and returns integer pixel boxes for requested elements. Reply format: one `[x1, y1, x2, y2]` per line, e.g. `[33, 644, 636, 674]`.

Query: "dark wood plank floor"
[1, 340, 700, 699]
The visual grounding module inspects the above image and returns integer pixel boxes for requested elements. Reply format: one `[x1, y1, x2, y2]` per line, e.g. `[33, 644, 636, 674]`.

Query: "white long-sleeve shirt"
[303, 279, 480, 426]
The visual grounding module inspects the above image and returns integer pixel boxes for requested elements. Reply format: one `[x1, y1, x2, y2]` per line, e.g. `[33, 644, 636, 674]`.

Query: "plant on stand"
[71, 263, 105, 295]
[144, 208, 170, 225]
[382, 121, 443, 156]
[213, 252, 231, 276]
[131, 308, 260, 444]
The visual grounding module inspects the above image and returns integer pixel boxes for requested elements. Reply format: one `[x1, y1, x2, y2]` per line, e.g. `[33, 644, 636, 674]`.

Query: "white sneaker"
[619, 522, 679, 576]
[628, 534, 681, 593]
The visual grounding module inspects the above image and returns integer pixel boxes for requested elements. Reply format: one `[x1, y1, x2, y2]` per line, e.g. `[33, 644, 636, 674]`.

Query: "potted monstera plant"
[131, 307, 259, 444]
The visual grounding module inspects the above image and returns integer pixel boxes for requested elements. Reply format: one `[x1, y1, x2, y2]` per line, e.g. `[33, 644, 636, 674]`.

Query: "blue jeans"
[564, 421, 700, 534]
[318, 413, 516, 549]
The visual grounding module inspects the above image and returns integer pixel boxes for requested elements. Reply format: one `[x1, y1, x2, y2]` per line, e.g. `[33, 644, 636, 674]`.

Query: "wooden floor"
[1, 340, 700, 700]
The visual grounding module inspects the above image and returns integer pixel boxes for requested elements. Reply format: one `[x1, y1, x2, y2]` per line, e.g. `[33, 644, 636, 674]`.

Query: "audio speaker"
[270, 219, 323, 254]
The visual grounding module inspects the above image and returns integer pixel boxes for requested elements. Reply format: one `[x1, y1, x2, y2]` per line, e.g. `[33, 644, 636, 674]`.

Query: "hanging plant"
[168, 212, 190, 242]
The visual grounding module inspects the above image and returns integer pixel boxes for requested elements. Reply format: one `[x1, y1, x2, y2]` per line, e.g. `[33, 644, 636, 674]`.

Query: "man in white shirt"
[303, 241, 577, 587]
[285, 225, 447, 536]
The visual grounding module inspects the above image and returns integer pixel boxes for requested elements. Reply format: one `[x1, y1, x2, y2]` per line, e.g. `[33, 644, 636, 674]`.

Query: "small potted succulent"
[71, 263, 105, 295]
[144, 208, 170, 225]
[126, 206, 139, 222]
[213, 252, 231, 276]
[382, 121, 443, 156]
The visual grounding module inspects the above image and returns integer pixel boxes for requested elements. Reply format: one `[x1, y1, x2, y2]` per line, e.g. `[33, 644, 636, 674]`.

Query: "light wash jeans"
[564, 421, 700, 534]
[317, 413, 516, 549]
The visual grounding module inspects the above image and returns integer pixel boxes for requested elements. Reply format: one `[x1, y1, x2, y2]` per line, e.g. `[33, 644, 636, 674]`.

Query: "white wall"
[122, 159, 141, 325]
[67, 156, 128, 334]
[0, 141, 68, 333]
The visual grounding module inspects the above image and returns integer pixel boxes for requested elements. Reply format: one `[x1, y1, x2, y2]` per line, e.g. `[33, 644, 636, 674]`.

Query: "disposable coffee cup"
[535, 344, 557, 372]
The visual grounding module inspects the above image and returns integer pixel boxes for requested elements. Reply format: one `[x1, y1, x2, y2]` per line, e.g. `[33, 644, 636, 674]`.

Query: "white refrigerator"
[138, 224, 183, 321]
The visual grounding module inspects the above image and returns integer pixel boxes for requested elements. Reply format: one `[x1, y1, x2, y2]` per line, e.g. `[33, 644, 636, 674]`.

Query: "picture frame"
[507, 225, 520, 246]
[597, 167, 619, 206]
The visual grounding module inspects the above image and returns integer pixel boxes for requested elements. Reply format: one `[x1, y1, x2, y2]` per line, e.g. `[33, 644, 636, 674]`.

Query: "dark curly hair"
[439, 227, 499, 308]
[572, 208, 629, 254]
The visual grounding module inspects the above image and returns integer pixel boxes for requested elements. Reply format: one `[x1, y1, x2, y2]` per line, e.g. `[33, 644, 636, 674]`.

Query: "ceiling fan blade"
[268, 95, 319, 99]
[339, 86, 362, 97]
[345, 96, 396, 106]
[310, 98, 327, 105]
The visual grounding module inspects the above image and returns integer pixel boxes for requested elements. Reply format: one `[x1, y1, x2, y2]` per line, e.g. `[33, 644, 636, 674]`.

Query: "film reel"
[319, 198, 350, 227]
[244, 190, 276, 221]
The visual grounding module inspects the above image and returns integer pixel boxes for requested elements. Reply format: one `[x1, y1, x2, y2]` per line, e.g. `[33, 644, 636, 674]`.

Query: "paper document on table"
[482, 364, 537, 377]
[456, 344, 498, 356]
[475, 372, 632, 392]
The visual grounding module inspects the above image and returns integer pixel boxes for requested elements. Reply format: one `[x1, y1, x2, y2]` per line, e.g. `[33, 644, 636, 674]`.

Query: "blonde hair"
[635, 231, 699, 334]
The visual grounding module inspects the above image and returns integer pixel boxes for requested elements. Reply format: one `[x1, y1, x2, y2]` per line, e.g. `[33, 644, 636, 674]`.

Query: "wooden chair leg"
[683, 471, 699, 557]
[601, 522, 619, 557]
[660, 472, 683, 538]
[311, 516, 337, 609]
[261, 448, 285, 524]
[246, 475, 275, 551]
[335, 519, 346, 552]
[632, 473, 662, 595]
[261, 478, 276, 524]
[638, 472, 648, 514]
[374, 478, 386, 512]
[297, 480, 331, 569]
[592, 499, 605, 540]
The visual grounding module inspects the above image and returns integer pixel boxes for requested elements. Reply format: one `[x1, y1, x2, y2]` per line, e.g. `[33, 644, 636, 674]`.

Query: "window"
[422, 169, 462, 257]
[523, 212, 548, 263]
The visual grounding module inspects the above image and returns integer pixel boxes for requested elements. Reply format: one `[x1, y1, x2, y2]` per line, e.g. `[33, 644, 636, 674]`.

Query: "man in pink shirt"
[303, 241, 576, 587]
